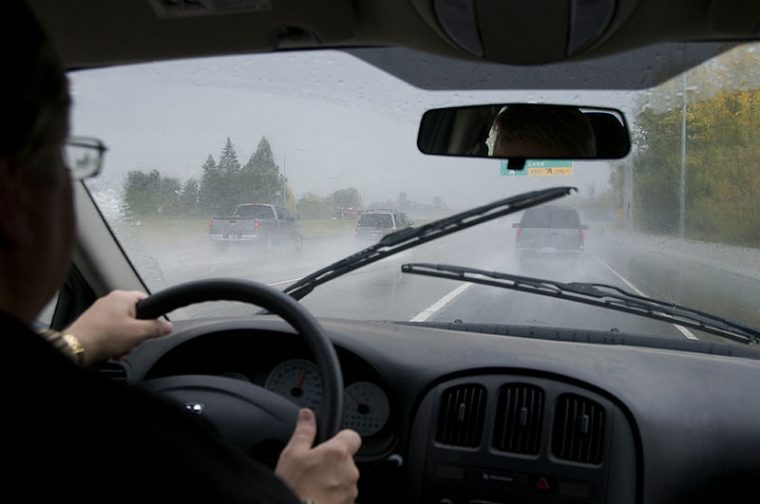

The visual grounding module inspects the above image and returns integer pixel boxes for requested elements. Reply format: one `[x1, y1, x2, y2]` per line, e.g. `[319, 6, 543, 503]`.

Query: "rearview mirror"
[417, 104, 630, 167]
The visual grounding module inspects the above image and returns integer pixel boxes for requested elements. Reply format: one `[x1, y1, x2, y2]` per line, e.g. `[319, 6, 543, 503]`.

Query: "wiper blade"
[284, 186, 575, 301]
[401, 263, 760, 345]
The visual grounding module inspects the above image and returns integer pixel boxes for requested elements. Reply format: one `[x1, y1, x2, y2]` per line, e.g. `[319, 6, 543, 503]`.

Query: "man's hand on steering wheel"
[276, 408, 361, 504]
[133, 279, 361, 503]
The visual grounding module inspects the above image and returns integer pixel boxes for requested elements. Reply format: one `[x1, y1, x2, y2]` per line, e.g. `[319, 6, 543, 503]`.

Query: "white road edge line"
[410, 283, 473, 322]
[588, 252, 699, 341]
[267, 277, 303, 287]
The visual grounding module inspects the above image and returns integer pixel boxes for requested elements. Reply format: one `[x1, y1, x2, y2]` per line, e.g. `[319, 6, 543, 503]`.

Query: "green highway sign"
[500, 159, 573, 176]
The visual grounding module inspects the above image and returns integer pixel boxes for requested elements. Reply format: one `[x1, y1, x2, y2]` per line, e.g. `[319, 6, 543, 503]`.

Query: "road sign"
[500, 159, 574, 176]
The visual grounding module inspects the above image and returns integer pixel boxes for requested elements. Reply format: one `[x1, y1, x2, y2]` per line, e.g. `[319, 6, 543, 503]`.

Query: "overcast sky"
[70, 50, 641, 209]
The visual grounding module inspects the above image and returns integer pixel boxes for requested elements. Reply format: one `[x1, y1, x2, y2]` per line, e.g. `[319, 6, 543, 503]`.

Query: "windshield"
[74, 44, 760, 344]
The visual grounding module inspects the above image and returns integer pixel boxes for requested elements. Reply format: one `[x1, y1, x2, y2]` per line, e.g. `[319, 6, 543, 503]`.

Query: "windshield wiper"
[284, 186, 575, 301]
[401, 263, 760, 345]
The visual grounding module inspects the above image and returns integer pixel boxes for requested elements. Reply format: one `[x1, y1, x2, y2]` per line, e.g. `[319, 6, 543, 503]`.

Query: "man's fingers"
[284, 409, 318, 453]
[330, 428, 362, 455]
[133, 319, 172, 340]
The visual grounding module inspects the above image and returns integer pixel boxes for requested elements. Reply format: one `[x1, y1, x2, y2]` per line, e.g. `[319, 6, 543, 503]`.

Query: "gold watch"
[62, 333, 86, 366]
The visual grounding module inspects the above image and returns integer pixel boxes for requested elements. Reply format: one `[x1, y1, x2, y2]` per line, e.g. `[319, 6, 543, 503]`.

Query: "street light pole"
[679, 72, 687, 238]
[282, 154, 288, 207]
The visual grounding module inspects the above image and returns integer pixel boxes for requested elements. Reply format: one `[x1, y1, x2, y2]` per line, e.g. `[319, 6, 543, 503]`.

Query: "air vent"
[95, 361, 127, 383]
[552, 394, 605, 464]
[435, 384, 487, 447]
[492, 383, 544, 455]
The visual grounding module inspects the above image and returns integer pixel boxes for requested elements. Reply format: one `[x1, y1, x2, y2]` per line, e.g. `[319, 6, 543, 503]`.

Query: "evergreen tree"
[218, 137, 241, 174]
[179, 178, 199, 214]
[240, 136, 285, 204]
[199, 154, 222, 214]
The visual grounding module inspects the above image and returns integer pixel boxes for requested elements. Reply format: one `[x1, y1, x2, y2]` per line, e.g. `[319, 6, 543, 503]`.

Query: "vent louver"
[552, 394, 605, 464]
[435, 384, 487, 447]
[492, 383, 544, 455]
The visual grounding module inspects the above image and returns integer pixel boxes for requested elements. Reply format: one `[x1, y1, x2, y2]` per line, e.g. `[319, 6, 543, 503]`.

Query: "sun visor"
[147, 0, 356, 45]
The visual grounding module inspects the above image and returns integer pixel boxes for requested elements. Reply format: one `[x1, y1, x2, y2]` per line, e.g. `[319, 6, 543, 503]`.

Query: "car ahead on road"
[513, 206, 587, 266]
[28, 1, 760, 503]
[354, 209, 412, 242]
[209, 203, 303, 250]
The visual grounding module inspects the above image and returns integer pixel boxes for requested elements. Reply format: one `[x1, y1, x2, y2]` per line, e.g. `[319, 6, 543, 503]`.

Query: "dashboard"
[120, 315, 760, 504]
[135, 326, 397, 457]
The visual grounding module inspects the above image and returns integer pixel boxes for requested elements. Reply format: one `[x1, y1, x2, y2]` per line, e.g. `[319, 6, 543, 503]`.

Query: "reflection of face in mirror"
[491, 105, 597, 158]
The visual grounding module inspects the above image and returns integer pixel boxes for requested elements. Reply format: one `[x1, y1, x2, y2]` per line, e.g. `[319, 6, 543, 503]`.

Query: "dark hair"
[0, 1, 70, 169]
[494, 104, 596, 157]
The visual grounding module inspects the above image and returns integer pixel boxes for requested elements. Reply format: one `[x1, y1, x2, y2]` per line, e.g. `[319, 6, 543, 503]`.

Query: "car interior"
[24, 1, 760, 503]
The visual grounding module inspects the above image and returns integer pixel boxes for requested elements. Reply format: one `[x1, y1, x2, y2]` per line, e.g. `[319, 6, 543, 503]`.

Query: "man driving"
[1, 2, 360, 502]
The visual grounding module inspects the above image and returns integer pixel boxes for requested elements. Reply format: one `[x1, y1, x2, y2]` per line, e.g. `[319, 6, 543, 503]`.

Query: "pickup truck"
[208, 203, 303, 249]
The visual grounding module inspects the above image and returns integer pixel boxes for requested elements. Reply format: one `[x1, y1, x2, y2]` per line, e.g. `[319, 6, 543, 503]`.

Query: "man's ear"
[0, 160, 34, 249]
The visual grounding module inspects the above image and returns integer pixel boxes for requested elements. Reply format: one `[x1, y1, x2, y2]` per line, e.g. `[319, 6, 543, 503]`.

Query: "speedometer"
[342, 381, 389, 437]
[265, 359, 323, 411]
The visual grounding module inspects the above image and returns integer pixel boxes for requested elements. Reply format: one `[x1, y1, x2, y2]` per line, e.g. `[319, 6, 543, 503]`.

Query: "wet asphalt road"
[146, 221, 760, 346]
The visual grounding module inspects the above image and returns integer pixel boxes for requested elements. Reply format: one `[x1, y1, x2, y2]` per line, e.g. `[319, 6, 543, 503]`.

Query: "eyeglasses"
[64, 136, 107, 179]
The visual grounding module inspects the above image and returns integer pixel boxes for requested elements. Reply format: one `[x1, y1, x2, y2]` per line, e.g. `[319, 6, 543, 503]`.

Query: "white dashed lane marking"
[410, 283, 473, 322]
[589, 252, 699, 340]
[267, 277, 303, 287]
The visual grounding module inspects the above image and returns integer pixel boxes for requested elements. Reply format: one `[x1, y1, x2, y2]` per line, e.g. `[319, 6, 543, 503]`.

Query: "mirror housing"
[417, 104, 630, 166]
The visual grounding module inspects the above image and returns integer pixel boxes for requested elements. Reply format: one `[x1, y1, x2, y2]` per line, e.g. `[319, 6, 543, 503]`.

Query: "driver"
[491, 104, 597, 158]
[1, 2, 360, 502]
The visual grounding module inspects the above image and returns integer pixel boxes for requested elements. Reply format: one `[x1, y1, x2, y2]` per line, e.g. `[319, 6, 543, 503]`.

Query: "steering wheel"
[135, 279, 343, 450]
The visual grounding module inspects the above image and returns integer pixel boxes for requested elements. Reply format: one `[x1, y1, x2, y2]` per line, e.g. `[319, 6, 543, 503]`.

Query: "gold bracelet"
[62, 333, 86, 366]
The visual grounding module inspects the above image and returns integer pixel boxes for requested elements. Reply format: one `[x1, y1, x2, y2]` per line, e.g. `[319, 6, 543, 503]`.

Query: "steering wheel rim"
[135, 278, 343, 444]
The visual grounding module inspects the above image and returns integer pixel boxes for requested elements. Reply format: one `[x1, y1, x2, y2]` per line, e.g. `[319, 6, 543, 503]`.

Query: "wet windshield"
[74, 44, 760, 344]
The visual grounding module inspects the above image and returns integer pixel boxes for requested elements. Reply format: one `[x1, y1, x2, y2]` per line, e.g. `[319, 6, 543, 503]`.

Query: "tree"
[239, 136, 285, 204]
[296, 192, 332, 219]
[397, 192, 409, 211]
[179, 178, 199, 214]
[122, 169, 181, 216]
[331, 187, 362, 209]
[198, 154, 223, 214]
[217, 137, 241, 174]
[632, 86, 760, 245]
[432, 196, 446, 210]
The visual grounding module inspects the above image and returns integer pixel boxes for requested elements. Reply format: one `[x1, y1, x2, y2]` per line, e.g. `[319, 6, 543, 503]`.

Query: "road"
[143, 221, 760, 345]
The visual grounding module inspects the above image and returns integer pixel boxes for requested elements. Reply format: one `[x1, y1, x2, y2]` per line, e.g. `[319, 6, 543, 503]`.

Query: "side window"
[395, 213, 408, 228]
[35, 292, 59, 329]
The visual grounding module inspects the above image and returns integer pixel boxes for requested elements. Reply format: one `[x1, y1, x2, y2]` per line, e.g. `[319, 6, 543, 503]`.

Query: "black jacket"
[4, 310, 301, 503]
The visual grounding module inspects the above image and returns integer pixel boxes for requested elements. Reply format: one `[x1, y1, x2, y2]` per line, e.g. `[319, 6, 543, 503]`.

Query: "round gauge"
[265, 359, 323, 411]
[342, 381, 390, 437]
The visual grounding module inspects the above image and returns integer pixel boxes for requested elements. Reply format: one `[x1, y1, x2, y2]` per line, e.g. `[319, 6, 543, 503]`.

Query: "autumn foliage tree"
[630, 45, 760, 247]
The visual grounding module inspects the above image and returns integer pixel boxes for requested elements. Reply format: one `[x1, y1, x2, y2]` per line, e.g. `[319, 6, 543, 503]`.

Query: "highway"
[146, 220, 760, 346]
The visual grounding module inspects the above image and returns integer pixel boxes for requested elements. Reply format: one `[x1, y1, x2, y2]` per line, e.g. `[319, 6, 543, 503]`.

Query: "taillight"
[208, 219, 213, 232]
[254, 218, 261, 231]
[579, 228, 585, 242]
[515, 226, 522, 242]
